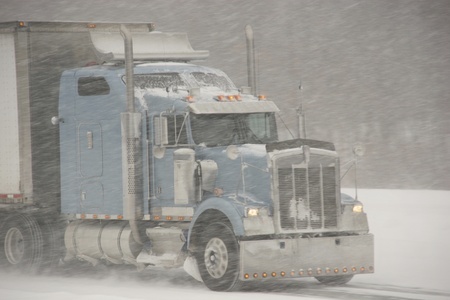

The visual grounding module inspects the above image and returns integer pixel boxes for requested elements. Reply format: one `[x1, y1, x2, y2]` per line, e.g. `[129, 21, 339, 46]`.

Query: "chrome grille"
[277, 163, 338, 231]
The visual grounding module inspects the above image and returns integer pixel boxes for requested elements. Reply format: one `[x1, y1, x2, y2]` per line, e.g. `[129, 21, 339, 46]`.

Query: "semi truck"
[0, 21, 373, 291]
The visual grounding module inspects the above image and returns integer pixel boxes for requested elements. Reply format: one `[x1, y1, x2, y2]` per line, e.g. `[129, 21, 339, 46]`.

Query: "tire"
[0, 214, 44, 272]
[39, 218, 65, 271]
[196, 222, 240, 291]
[315, 275, 354, 285]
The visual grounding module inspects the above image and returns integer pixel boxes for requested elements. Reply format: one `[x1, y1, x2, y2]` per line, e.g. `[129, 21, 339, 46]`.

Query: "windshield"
[191, 113, 278, 146]
[191, 72, 234, 91]
[131, 71, 235, 92]
[134, 73, 187, 90]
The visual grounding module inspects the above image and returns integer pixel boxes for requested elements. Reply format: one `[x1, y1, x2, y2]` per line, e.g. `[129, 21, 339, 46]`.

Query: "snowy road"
[1, 270, 449, 300]
[1, 189, 449, 299]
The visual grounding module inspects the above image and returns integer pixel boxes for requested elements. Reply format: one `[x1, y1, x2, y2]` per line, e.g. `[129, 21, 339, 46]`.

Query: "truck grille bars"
[272, 149, 339, 232]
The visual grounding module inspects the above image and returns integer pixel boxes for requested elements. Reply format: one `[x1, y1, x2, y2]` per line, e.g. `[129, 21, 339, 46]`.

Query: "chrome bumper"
[239, 234, 374, 280]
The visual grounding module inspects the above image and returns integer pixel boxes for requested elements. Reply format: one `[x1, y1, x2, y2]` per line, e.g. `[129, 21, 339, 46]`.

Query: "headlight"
[247, 208, 260, 217]
[352, 203, 364, 213]
[245, 207, 269, 217]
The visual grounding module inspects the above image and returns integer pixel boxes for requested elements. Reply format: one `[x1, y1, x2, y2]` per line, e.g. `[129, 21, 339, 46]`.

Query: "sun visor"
[189, 101, 280, 114]
[90, 31, 209, 62]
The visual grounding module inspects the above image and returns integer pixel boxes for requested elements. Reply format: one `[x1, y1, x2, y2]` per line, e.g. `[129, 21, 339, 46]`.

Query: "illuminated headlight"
[352, 203, 364, 213]
[246, 208, 260, 217]
[245, 207, 269, 217]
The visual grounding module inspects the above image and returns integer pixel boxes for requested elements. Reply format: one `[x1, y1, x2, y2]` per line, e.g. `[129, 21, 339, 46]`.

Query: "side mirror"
[154, 116, 168, 146]
[353, 143, 365, 157]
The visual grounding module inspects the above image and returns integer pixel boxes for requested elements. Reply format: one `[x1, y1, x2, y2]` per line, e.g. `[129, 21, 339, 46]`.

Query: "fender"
[187, 197, 245, 249]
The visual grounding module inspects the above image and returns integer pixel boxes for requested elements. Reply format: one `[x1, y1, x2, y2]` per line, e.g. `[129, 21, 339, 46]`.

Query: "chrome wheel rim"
[204, 237, 228, 278]
[4, 227, 25, 264]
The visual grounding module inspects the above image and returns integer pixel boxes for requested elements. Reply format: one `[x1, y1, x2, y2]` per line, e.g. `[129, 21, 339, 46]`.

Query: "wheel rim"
[4, 227, 25, 264]
[204, 237, 228, 279]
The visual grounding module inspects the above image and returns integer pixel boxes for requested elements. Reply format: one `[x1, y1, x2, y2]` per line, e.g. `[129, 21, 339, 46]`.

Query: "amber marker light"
[154, 216, 161, 221]
[244, 274, 250, 279]
[213, 187, 224, 197]
[178, 216, 185, 221]
[280, 271, 286, 277]
[235, 95, 242, 101]
[253, 273, 258, 278]
[352, 267, 357, 272]
[258, 95, 266, 100]
[290, 271, 295, 276]
[185, 96, 194, 102]
[262, 272, 268, 278]
[217, 95, 225, 101]
[343, 267, 348, 273]
[166, 216, 173, 221]
[271, 272, 277, 277]
[299, 269, 304, 276]
[360, 267, 366, 272]
[118, 215, 123, 220]
[227, 95, 235, 101]
[334, 268, 339, 273]
[87, 23, 96, 28]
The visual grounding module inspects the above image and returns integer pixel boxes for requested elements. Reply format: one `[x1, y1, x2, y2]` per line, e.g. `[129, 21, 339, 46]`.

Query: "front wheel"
[315, 275, 354, 285]
[196, 222, 240, 291]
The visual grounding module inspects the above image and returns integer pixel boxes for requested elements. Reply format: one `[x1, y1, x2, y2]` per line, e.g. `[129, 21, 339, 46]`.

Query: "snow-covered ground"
[1, 189, 449, 299]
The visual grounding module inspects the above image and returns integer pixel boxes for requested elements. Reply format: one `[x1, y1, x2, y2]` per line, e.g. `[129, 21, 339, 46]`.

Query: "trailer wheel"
[196, 222, 240, 291]
[0, 214, 44, 272]
[315, 275, 353, 285]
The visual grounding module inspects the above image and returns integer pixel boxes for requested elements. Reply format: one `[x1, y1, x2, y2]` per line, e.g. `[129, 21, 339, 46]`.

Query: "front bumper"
[239, 233, 374, 280]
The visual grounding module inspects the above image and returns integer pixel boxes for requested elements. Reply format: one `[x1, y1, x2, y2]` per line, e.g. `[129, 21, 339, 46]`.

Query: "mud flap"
[183, 255, 203, 282]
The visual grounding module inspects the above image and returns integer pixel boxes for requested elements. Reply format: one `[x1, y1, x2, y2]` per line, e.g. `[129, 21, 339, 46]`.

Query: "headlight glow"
[247, 208, 259, 217]
[352, 204, 364, 213]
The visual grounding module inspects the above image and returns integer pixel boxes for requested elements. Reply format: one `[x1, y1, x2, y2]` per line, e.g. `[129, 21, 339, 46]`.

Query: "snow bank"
[346, 189, 450, 292]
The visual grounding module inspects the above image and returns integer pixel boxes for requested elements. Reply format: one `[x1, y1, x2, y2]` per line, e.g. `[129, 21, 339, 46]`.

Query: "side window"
[167, 115, 188, 145]
[78, 77, 110, 96]
[154, 115, 188, 146]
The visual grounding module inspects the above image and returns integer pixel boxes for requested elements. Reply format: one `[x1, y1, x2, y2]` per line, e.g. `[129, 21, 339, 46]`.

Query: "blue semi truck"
[0, 21, 373, 291]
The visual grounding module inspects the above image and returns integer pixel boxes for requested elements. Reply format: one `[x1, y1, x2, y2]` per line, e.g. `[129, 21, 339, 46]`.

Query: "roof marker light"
[258, 95, 266, 100]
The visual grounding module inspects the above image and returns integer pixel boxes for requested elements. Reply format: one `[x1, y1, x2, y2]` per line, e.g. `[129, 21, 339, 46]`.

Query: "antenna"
[352, 143, 365, 200]
[296, 82, 307, 139]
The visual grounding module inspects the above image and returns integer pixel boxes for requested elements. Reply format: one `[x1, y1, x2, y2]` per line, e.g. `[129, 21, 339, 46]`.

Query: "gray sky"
[1, 0, 449, 189]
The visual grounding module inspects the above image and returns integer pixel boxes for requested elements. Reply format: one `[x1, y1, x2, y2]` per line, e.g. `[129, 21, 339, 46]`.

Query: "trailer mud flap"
[239, 234, 374, 280]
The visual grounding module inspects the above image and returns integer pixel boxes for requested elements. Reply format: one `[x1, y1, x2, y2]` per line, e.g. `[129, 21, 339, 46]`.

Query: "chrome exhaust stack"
[120, 24, 143, 245]
[245, 25, 257, 96]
